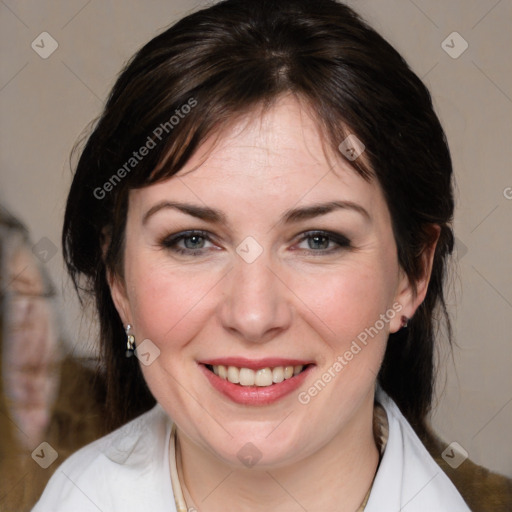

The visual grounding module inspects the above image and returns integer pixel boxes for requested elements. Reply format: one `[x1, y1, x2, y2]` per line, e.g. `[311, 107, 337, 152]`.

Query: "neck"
[174, 391, 379, 512]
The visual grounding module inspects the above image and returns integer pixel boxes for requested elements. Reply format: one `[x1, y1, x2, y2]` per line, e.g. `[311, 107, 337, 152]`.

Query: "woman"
[31, 0, 501, 510]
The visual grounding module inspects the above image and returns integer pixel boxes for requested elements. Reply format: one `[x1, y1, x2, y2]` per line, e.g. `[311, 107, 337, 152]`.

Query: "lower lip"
[199, 364, 314, 405]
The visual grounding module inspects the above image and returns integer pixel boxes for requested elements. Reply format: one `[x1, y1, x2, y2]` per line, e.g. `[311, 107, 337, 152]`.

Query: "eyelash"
[159, 230, 351, 257]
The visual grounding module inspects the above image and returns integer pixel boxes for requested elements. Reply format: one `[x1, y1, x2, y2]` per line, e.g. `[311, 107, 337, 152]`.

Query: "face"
[110, 95, 424, 468]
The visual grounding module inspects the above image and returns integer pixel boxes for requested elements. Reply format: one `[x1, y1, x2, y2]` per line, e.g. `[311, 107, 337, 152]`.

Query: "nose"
[218, 252, 293, 344]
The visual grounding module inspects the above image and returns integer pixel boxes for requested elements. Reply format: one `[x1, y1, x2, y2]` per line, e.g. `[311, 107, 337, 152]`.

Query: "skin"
[109, 94, 438, 511]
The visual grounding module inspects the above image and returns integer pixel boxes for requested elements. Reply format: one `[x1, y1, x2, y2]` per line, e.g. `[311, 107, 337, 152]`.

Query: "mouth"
[198, 358, 315, 405]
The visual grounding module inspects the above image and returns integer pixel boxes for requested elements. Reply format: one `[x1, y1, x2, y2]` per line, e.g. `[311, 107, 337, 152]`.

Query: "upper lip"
[199, 357, 314, 370]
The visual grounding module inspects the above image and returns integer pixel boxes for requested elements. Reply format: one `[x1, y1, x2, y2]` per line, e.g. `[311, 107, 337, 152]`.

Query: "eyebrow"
[142, 200, 370, 226]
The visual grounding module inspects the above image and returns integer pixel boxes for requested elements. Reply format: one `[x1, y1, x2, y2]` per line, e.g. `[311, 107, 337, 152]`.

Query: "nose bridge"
[219, 245, 291, 342]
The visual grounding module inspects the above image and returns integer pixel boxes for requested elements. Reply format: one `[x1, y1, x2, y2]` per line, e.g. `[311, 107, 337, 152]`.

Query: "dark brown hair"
[63, 0, 454, 434]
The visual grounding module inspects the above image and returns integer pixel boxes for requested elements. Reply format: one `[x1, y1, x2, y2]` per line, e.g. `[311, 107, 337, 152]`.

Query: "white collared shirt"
[366, 387, 471, 511]
[32, 388, 471, 511]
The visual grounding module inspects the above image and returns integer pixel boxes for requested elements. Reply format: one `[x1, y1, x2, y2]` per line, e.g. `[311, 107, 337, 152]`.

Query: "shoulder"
[420, 424, 512, 512]
[31, 404, 176, 512]
[366, 387, 472, 511]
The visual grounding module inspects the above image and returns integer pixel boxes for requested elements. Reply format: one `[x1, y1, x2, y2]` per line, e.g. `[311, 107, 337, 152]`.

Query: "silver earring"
[125, 324, 135, 357]
[400, 315, 409, 329]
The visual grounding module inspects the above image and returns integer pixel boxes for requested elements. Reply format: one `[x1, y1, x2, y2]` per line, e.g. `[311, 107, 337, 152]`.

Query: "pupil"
[185, 235, 204, 249]
[310, 235, 328, 250]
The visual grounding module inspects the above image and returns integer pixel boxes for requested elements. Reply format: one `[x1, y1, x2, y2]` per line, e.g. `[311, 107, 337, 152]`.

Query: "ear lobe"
[390, 224, 441, 333]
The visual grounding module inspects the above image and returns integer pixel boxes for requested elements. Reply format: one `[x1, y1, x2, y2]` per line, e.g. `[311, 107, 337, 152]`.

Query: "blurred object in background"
[2, 215, 60, 450]
[0, 205, 107, 511]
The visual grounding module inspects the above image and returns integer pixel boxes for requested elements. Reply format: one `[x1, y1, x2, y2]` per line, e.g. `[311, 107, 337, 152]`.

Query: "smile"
[198, 358, 315, 405]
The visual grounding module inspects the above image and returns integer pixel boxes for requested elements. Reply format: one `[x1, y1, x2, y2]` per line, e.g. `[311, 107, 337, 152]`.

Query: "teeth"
[272, 366, 284, 383]
[227, 366, 240, 383]
[210, 364, 305, 387]
[239, 368, 255, 386]
[218, 365, 228, 379]
[255, 368, 273, 386]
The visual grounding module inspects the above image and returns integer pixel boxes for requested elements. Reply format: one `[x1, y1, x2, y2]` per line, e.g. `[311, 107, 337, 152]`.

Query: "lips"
[198, 357, 315, 405]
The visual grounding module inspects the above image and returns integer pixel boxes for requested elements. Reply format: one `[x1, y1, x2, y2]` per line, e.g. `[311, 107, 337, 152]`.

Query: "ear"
[389, 224, 441, 333]
[101, 226, 132, 327]
[107, 268, 132, 328]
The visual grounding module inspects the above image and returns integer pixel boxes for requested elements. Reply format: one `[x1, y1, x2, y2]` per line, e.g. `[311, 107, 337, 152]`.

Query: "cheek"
[124, 255, 217, 350]
[300, 261, 394, 346]
[292, 264, 394, 426]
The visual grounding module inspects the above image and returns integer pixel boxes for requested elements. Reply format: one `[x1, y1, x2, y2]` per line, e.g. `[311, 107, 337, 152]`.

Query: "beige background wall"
[1, 0, 511, 477]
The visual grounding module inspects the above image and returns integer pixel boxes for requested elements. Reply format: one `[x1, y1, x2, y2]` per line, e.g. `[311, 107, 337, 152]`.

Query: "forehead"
[176, 95, 354, 180]
[129, 96, 386, 220]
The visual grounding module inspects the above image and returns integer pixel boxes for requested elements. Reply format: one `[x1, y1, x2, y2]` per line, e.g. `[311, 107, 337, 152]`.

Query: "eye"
[294, 230, 351, 254]
[160, 230, 217, 256]
[159, 229, 352, 257]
